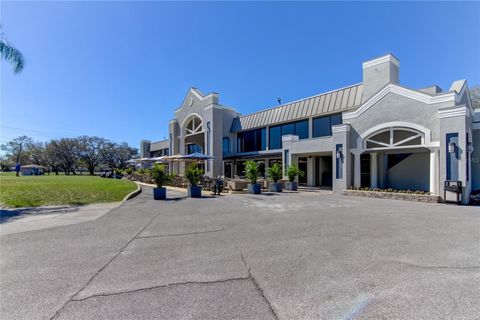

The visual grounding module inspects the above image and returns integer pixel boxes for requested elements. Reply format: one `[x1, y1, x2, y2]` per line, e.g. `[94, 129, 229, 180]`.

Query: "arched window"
[185, 116, 203, 136]
[364, 127, 424, 150]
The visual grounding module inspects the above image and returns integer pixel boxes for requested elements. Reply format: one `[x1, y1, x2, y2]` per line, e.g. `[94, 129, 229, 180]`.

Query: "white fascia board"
[343, 84, 456, 121]
[438, 106, 468, 119]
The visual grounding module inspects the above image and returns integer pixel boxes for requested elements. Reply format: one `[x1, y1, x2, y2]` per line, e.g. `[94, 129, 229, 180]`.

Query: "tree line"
[0, 135, 138, 175]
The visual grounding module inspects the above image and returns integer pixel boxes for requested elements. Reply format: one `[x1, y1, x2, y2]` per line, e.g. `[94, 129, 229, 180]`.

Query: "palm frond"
[0, 40, 24, 73]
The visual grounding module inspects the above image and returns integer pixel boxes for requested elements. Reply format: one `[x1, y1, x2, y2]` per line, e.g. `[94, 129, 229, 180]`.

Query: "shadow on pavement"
[0, 206, 80, 224]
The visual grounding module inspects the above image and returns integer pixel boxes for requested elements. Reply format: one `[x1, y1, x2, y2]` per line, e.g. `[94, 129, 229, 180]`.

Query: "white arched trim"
[182, 113, 204, 136]
[356, 121, 439, 152]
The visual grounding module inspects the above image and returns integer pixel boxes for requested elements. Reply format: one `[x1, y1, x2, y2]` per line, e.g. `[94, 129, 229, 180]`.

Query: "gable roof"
[231, 83, 363, 132]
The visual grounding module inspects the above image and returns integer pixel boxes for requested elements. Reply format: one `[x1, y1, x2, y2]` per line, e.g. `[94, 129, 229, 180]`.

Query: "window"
[269, 126, 281, 150]
[151, 148, 169, 157]
[185, 116, 203, 135]
[295, 120, 309, 139]
[186, 144, 202, 154]
[364, 128, 424, 150]
[222, 137, 230, 155]
[237, 128, 266, 153]
[312, 113, 343, 138]
[269, 119, 309, 149]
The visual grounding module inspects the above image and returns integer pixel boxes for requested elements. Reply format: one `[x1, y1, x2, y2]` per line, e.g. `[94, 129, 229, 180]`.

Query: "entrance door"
[321, 156, 332, 187]
[360, 154, 370, 187]
[298, 157, 308, 185]
[224, 162, 233, 178]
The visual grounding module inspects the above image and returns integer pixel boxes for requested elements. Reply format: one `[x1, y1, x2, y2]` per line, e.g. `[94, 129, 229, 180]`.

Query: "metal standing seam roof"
[231, 83, 363, 132]
[150, 139, 169, 151]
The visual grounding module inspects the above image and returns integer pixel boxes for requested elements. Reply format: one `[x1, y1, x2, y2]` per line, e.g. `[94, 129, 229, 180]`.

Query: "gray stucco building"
[141, 54, 479, 203]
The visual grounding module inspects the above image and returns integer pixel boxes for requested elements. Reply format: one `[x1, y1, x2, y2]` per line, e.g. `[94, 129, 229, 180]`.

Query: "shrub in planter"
[245, 160, 261, 194]
[151, 164, 172, 200]
[285, 165, 304, 191]
[185, 163, 203, 198]
[267, 163, 283, 192]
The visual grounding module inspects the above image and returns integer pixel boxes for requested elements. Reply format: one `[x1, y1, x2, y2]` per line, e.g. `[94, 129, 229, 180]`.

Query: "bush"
[244, 160, 259, 184]
[286, 165, 304, 182]
[185, 163, 203, 187]
[125, 167, 133, 175]
[267, 163, 283, 183]
[150, 164, 171, 188]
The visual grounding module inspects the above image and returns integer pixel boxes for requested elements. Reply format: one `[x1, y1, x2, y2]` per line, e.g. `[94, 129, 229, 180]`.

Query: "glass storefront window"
[269, 126, 281, 150]
[295, 120, 309, 139]
[313, 113, 343, 138]
[269, 119, 309, 150]
[186, 144, 202, 154]
[222, 137, 230, 154]
[237, 128, 267, 153]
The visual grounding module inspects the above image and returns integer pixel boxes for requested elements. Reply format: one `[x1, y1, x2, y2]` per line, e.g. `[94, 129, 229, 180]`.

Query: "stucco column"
[370, 152, 378, 188]
[429, 149, 438, 195]
[307, 156, 315, 187]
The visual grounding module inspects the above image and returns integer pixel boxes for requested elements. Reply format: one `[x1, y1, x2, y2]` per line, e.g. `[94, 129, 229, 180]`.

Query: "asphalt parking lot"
[1, 187, 479, 320]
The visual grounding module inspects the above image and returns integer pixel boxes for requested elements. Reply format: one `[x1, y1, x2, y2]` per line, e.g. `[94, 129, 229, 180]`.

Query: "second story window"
[312, 113, 342, 138]
[237, 128, 266, 153]
[222, 137, 230, 154]
[269, 119, 309, 150]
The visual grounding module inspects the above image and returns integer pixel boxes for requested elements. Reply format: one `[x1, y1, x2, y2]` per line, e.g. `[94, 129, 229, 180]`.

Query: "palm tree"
[0, 30, 24, 73]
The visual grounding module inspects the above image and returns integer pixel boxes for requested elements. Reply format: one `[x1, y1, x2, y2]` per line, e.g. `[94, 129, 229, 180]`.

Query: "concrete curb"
[122, 182, 142, 202]
[135, 182, 187, 193]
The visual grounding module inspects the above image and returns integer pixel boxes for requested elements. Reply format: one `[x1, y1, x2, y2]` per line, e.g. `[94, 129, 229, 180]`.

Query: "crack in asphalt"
[69, 277, 251, 302]
[56, 249, 279, 320]
[136, 227, 225, 239]
[49, 208, 165, 320]
[390, 260, 480, 270]
[241, 251, 279, 320]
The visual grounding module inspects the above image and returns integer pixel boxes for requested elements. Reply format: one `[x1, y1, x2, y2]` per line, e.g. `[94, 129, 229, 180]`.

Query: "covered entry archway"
[183, 115, 205, 154]
[357, 125, 438, 194]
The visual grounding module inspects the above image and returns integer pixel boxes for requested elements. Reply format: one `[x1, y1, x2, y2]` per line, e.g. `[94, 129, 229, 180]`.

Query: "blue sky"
[1, 1, 479, 148]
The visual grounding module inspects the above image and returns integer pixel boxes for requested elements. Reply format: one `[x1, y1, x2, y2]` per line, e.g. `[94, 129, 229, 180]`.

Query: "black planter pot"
[285, 182, 298, 191]
[153, 187, 166, 200]
[247, 183, 261, 194]
[188, 185, 202, 198]
[270, 183, 282, 192]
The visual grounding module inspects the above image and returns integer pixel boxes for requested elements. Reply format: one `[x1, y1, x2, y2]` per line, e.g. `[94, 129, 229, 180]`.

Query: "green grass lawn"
[0, 173, 137, 208]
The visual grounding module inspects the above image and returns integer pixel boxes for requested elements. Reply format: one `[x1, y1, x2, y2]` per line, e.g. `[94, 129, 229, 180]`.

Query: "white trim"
[362, 54, 400, 69]
[357, 121, 440, 151]
[438, 106, 468, 119]
[429, 150, 437, 195]
[343, 84, 456, 121]
[360, 121, 432, 140]
[332, 124, 351, 133]
[365, 127, 423, 151]
[180, 113, 204, 137]
[204, 104, 223, 111]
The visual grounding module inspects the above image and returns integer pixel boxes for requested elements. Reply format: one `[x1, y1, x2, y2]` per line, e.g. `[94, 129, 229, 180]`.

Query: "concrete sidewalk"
[0, 202, 120, 236]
